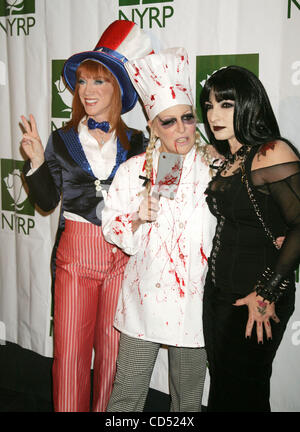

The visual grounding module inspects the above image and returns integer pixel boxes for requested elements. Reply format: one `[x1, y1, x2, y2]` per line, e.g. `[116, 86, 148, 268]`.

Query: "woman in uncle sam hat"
[102, 47, 216, 412]
[20, 20, 152, 412]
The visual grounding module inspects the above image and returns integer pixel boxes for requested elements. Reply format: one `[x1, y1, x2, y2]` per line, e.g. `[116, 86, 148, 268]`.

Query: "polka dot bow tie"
[87, 118, 110, 133]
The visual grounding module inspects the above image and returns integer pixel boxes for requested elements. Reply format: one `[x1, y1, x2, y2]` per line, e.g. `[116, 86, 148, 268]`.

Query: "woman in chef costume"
[102, 47, 216, 412]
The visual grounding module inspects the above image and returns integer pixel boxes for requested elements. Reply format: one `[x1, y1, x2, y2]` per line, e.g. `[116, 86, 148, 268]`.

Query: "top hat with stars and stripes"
[63, 20, 153, 114]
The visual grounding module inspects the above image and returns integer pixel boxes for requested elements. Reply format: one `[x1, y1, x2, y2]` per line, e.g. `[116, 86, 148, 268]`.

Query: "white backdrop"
[0, 0, 299, 411]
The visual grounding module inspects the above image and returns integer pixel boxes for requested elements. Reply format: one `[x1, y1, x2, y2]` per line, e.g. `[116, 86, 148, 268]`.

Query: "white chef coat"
[102, 142, 216, 347]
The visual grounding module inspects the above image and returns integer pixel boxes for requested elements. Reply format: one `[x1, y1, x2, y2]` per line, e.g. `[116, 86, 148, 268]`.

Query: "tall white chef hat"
[125, 47, 194, 121]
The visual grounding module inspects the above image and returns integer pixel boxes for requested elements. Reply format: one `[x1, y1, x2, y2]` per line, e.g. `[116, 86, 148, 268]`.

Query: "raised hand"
[21, 114, 45, 169]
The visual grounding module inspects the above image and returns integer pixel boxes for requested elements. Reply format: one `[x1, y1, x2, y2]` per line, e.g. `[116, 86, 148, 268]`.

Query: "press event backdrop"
[0, 0, 299, 411]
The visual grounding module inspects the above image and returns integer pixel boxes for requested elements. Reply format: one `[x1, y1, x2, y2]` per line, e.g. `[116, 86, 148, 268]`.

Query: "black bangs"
[209, 70, 237, 101]
[200, 71, 237, 103]
[212, 85, 236, 102]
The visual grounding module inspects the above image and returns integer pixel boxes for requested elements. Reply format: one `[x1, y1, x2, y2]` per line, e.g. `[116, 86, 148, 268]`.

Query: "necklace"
[98, 132, 106, 146]
[220, 145, 251, 176]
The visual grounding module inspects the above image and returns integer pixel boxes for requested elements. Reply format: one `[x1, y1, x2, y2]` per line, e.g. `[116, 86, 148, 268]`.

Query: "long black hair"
[199, 65, 282, 155]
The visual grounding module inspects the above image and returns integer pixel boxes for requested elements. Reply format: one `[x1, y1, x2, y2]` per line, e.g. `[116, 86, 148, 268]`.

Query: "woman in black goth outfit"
[200, 65, 300, 412]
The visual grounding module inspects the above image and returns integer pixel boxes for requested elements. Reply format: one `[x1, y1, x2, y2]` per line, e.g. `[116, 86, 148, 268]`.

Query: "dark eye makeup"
[205, 100, 234, 110]
[221, 101, 234, 108]
[158, 113, 195, 129]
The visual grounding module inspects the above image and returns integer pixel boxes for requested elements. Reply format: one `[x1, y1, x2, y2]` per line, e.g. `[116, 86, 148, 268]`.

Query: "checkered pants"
[107, 333, 207, 412]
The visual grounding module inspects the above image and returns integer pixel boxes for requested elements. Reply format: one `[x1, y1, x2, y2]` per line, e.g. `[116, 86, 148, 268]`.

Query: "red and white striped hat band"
[125, 47, 194, 121]
[63, 20, 153, 114]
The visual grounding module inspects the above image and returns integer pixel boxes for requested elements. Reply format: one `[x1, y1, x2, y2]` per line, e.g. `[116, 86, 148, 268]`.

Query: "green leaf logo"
[1, 159, 34, 216]
[0, 0, 35, 16]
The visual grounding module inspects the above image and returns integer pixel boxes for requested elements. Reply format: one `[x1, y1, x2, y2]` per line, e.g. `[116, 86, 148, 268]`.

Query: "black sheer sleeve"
[250, 161, 300, 302]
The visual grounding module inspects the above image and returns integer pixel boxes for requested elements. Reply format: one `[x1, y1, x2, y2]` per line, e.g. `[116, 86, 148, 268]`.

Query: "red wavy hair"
[64, 60, 130, 149]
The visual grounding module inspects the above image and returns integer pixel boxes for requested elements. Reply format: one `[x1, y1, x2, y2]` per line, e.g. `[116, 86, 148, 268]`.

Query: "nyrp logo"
[195, 53, 259, 124]
[119, 0, 174, 28]
[0, 0, 35, 36]
[51, 59, 72, 131]
[288, 0, 300, 18]
[1, 159, 35, 235]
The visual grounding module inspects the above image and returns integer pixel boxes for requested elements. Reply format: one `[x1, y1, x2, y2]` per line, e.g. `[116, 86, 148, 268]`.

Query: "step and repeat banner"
[0, 0, 299, 411]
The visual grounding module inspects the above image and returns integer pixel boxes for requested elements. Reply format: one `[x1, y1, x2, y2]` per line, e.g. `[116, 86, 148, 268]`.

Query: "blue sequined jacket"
[23, 126, 147, 230]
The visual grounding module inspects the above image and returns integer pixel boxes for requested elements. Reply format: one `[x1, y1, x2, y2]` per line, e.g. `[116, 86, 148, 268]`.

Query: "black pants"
[203, 276, 295, 412]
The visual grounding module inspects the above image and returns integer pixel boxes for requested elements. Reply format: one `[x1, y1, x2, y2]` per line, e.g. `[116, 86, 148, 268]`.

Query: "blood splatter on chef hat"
[125, 47, 193, 121]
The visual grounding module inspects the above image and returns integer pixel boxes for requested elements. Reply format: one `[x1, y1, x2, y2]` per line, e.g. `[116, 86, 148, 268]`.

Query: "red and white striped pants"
[52, 220, 129, 412]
